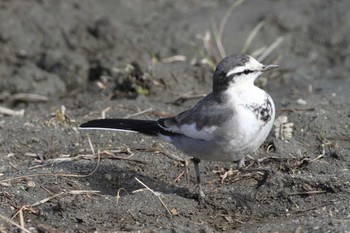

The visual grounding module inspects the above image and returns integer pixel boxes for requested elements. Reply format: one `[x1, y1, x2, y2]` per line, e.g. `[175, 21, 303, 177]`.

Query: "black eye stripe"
[234, 69, 252, 76]
[243, 69, 252, 75]
[226, 69, 255, 78]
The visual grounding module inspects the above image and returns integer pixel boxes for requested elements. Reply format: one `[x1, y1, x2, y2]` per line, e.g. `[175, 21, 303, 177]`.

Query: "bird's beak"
[261, 64, 278, 72]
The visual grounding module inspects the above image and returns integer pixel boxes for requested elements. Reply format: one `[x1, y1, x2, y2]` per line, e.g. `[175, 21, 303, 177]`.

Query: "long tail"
[79, 118, 163, 136]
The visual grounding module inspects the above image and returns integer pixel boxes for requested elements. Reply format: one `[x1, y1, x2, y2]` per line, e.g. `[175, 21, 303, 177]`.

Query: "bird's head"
[213, 54, 278, 92]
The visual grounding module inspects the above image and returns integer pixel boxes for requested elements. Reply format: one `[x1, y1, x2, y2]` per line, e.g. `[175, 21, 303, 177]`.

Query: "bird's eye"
[243, 69, 251, 75]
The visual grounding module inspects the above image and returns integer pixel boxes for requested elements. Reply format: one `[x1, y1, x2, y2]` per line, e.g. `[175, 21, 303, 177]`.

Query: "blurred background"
[0, 1, 349, 232]
[0, 0, 349, 108]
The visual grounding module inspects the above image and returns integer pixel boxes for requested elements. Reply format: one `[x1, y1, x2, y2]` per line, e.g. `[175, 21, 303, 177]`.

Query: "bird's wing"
[158, 93, 234, 140]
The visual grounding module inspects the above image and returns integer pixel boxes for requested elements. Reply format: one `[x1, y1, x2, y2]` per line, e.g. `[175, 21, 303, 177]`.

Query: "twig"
[327, 137, 350, 141]
[9, 190, 100, 222]
[219, 169, 240, 184]
[67, 190, 100, 200]
[19, 208, 25, 233]
[291, 201, 332, 214]
[39, 184, 54, 196]
[13, 190, 100, 214]
[257, 36, 284, 61]
[0, 212, 31, 233]
[212, 21, 226, 60]
[11, 93, 48, 102]
[101, 106, 112, 119]
[214, 0, 245, 59]
[218, 0, 245, 39]
[279, 107, 315, 112]
[147, 111, 172, 118]
[251, 46, 267, 58]
[288, 190, 327, 196]
[161, 55, 186, 63]
[116, 188, 128, 204]
[29, 150, 147, 169]
[170, 93, 205, 105]
[81, 134, 101, 176]
[104, 154, 147, 163]
[241, 20, 266, 54]
[30, 190, 99, 207]
[134, 177, 172, 215]
[173, 170, 186, 183]
[310, 153, 325, 162]
[0, 135, 101, 183]
[0, 106, 25, 116]
[202, 31, 219, 66]
[126, 108, 153, 119]
[149, 146, 186, 162]
[0, 173, 83, 183]
[0, 93, 48, 102]
[31, 192, 65, 207]
[29, 145, 146, 169]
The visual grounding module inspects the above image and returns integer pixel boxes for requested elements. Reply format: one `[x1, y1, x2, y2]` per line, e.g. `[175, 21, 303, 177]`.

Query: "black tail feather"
[79, 119, 161, 136]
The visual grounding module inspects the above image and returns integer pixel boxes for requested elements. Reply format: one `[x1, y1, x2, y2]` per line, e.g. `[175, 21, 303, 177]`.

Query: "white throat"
[224, 74, 267, 105]
[230, 72, 262, 91]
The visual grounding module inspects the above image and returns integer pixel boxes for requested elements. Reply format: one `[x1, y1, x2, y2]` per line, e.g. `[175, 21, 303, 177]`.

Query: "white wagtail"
[80, 54, 278, 197]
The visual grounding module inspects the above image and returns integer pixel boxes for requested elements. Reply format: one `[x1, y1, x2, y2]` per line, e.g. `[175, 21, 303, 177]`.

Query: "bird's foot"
[196, 183, 206, 199]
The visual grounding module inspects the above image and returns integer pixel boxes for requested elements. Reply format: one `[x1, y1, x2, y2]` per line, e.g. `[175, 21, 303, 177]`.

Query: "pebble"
[296, 99, 307, 105]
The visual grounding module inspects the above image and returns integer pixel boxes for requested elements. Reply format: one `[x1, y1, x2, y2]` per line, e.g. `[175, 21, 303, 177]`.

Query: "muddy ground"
[0, 0, 350, 232]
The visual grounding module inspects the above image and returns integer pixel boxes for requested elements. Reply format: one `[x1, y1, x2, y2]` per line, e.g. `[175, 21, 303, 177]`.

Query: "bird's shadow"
[50, 159, 271, 205]
[52, 160, 194, 199]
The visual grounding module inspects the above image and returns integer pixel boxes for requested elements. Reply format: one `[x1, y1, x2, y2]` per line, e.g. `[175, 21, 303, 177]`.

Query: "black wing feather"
[80, 118, 181, 136]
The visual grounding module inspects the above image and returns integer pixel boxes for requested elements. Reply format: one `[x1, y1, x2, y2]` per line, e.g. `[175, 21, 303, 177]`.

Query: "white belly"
[226, 106, 273, 151]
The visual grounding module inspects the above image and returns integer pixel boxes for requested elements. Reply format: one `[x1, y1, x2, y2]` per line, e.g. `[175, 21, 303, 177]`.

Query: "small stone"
[105, 173, 112, 181]
[296, 99, 307, 105]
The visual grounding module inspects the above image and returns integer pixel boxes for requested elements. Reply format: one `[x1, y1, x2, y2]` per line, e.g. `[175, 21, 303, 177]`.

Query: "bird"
[80, 54, 278, 198]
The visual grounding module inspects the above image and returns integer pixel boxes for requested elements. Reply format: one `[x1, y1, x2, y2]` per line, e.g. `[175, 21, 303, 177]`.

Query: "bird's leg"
[185, 158, 190, 183]
[238, 157, 246, 169]
[192, 157, 205, 198]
